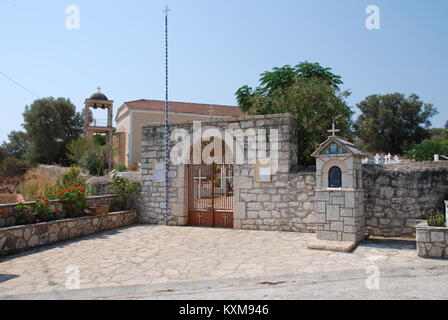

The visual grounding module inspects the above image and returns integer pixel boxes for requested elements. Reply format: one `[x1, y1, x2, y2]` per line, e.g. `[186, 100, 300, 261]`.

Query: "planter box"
[416, 220, 448, 258]
[88, 205, 110, 216]
[0, 210, 137, 256]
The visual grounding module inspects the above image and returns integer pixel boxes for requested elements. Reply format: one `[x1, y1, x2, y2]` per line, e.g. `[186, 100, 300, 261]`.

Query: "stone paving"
[0, 225, 447, 298]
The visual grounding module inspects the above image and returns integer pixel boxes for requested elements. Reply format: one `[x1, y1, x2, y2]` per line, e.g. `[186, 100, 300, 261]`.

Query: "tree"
[354, 93, 438, 154]
[23, 97, 83, 165]
[0, 131, 30, 160]
[236, 61, 343, 112]
[235, 62, 352, 165]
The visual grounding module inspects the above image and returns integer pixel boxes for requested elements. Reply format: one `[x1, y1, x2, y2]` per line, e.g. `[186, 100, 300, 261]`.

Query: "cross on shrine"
[328, 122, 340, 137]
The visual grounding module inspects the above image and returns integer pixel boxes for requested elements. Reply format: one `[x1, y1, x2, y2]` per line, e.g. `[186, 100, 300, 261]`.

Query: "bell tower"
[84, 87, 114, 170]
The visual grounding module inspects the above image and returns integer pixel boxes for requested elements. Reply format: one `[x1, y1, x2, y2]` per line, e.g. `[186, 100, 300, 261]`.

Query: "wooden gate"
[188, 164, 234, 228]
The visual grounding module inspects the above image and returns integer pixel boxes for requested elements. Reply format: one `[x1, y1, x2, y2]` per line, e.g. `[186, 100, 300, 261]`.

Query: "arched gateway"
[187, 137, 234, 228]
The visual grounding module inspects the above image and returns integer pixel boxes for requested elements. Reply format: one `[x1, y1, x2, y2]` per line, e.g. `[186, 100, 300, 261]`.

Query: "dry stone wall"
[363, 162, 448, 238]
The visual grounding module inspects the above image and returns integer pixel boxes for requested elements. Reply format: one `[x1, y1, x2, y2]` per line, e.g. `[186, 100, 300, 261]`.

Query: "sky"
[0, 0, 447, 143]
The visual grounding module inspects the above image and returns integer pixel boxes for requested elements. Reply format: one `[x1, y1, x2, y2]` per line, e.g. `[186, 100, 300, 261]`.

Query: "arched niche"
[320, 159, 349, 189]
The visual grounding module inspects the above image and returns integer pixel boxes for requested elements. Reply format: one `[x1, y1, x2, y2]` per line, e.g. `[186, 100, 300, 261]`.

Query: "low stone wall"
[363, 162, 448, 238]
[0, 210, 137, 256]
[416, 220, 448, 258]
[0, 195, 118, 229]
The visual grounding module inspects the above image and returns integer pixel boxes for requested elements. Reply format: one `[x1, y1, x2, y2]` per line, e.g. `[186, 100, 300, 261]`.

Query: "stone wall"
[363, 162, 448, 238]
[140, 114, 320, 231]
[416, 220, 448, 258]
[236, 170, 316, 232]
[0, 210, 137, 256]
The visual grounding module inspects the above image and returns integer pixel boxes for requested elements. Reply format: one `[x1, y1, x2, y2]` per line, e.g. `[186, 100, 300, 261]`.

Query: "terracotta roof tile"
[124, 99, 244, 117]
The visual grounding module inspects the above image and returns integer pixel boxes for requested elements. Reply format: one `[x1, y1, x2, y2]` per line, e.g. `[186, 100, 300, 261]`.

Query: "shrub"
[54, 184, 89, 218]
[404, 139, 448, 161]
[57, 166, 87, 189]
[115, 163, 127, 172]
[428, 214, 446, 227]
[15, 203, 34, 225]
[33, 199, 61, 223]
[80, 147, 107, 176]
[110, 174, 138, 211]
[0, 157, 29, 178]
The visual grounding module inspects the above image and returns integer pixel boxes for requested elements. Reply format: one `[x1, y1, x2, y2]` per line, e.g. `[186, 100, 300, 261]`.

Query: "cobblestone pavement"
[0, 225, 447, 299]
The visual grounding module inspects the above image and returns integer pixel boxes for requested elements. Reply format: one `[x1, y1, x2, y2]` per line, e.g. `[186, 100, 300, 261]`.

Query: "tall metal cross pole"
[163, 6, 170, 226]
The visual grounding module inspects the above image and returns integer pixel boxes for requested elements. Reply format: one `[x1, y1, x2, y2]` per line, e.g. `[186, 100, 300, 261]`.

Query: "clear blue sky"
[0, 0, 447, 143]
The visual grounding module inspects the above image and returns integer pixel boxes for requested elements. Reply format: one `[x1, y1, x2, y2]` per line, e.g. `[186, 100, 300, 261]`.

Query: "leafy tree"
[235, 62, 352, 165]
[0, 131, 30, 160]
[236, 61, 343, 112]
[23, 97, 83, 165]
[354, 93, 438, 154]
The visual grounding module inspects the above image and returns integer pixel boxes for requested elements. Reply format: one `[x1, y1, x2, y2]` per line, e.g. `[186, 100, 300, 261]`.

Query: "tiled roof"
[123, 99, 244, 117]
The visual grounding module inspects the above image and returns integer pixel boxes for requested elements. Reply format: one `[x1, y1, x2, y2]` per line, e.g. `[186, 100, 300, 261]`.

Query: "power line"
[0, 71, 41, 99]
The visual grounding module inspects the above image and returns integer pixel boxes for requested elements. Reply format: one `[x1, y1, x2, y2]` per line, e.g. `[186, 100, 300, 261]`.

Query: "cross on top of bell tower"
[328, 122, 340, 137]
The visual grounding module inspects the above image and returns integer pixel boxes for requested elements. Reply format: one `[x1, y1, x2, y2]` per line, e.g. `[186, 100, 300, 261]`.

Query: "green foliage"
[80, 147, 107, 176]
[23, 97, 83, 165]
[115, 163, 127, 172]
[33, 199, 61, 223]
[235, 62, 353, 165]
[15, 203, 34, 225]
[67, 137, 111, 176]
[54, 184, 88, 218]
[429, 127, 448, 141]
[428, 214, 446, 227]
[0, 157, 29, 178]
[354, 93, 438, 154]
[404, 140, 448, 161]
[57, 166, 87, 189]
[236, 61, 343, 113]
[66, 137, 89, 165]
[15, 200, 61, 226]
[0, 131, 30, 160]
[110, 174, 138, 211]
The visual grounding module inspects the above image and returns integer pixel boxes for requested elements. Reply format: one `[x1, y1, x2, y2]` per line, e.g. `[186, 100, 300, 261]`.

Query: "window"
[328, 166, 342, 188]
[255, 159, 272, 183]
[320, 143, 347, 155]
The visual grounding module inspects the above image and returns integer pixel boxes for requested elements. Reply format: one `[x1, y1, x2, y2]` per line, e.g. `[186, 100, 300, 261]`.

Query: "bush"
[57, 166, 87, 189]
[110, 174, 138, 211]
[79, 147, 107, 176]
[54, 184, 89, 218]
[15, 203, 34, 225]
[404, 139, 448, 161]
[0, 157, 29, 178]
[428, 214, 446, 227]
[33, 199, 61, 223]
[15, 200, 62, 226]
[115, 163, 127, 172]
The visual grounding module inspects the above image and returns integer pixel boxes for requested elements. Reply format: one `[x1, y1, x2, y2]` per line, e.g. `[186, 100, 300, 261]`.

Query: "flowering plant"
[15, 203, 34, 225]
[54, 184, 88, 218]
[34, 199, 61, 223]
